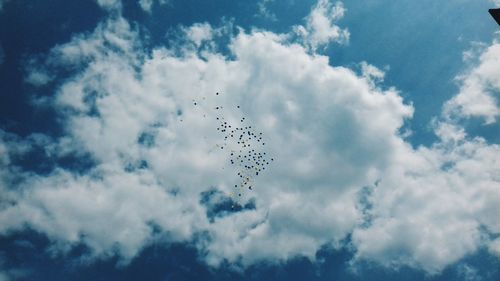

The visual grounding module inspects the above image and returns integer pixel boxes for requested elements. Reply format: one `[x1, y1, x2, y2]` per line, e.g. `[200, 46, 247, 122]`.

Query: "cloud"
[183, 23, 213, 48]
[256, 0, 277, 21]
[360, 61, 385, 81]
[138, 0, 169, 13]
[2, 12, 411, 266]
[490, 238, 500, 257]
[351, 56, 500, 273]
[293, 0, 350, 51]
[352, 130, 500, 272]
[457, 264, 482, 281]
[138, 0, 153, 13]
[351, 44, 500, 271]
[24, 64, 52, 86]
[1, 0, 499, 275]
[444, 38, 500, 124]
[0, 254, 28, 281]
[95, 0, 169, 13]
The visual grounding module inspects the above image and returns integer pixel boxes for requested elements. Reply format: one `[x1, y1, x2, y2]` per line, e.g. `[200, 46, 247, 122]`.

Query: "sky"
[0, 0, 499, 280]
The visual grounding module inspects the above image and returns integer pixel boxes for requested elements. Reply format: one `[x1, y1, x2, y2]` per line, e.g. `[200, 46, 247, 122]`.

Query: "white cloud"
[294, 0, 350, 51]
[0, 169, 206, 260]
[25, 71, 51, 86]
[351, 100, 500, 271]
[351, 115, 500, 273]
[490, 238, 500, 257]
[138, 0, 154, 12]
[360, 61, 385, 80]
[95, 0, 169, 12]
[458, 264, 482, 281]
[444, 39, 500, 124]
[2, 13, 412, 266]
[138, 0, 169, 13]
[256, 0, 277, 21]
[183, 23, 213, 48]
[95, 0, 122, 11]
[2, 0, 500, 275]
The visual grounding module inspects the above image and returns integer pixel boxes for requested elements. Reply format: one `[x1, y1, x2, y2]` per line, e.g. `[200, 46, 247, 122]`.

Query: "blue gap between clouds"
[0, 0, 106, 137]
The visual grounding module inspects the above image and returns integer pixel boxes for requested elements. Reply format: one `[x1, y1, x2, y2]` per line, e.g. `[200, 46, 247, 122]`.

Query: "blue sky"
[1, 0, 500, 280]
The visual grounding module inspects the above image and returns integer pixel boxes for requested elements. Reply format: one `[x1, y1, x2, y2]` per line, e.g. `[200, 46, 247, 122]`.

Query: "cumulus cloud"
[350, 59, 500, 273]
[1, 0, 499, 275]
[183, 23, 214, 48]
[351, 43, 500, 271]
[2, 11, 412, 266]
[444, 39, 500, 124]
[352, 130, 500, 272]
[293, 0, 350, 51]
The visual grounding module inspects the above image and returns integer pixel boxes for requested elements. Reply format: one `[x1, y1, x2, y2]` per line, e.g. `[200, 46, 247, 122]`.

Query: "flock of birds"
[190, 92, 273, 203]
